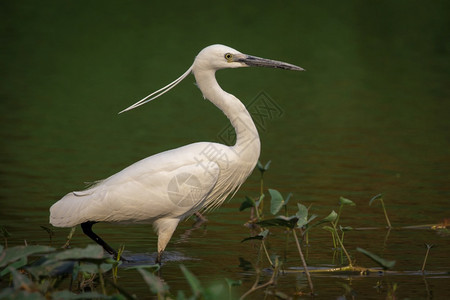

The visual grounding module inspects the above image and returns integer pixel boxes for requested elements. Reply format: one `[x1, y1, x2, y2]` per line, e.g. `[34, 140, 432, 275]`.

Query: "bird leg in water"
[156, 251, 162, 265]
[81, 221, 126, 261]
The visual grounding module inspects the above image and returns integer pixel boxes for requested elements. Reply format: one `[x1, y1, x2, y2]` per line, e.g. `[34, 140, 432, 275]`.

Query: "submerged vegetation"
[0, 161, 448, 299]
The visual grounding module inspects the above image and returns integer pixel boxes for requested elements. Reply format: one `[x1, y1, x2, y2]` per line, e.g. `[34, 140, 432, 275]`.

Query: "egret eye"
[224, 53, 233, 62]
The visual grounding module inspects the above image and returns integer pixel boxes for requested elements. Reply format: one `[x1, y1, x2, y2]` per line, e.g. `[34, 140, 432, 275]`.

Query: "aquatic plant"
[0, 226, 11, 249]
[369, 193, 392, 228]
[421, 243, 434, 273]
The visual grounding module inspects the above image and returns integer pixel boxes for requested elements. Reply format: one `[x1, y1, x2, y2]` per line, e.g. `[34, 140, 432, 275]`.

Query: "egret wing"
[50, 143, 222, 227]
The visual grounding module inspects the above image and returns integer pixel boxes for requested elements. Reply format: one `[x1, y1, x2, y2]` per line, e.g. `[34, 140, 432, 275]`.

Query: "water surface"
[1, 1, 449, 298]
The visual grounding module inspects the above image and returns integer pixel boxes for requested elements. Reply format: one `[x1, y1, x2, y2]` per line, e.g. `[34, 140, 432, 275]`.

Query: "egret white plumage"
[50, 44, 303, 263]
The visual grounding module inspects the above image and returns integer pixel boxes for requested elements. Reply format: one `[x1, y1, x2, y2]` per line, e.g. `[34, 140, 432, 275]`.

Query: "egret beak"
[237, 54, 304, 71]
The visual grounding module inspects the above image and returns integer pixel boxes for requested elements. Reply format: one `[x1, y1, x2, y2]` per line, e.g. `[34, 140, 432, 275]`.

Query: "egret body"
[50, 44, 303, 263]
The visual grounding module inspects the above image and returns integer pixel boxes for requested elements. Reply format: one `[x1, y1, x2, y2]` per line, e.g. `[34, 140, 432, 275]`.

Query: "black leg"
[156, 251, 162, 265]
[81, 221, 119, 259]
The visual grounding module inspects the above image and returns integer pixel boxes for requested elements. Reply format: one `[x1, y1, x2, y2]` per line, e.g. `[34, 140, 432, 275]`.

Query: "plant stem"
[292, 229, 314, 295]
[260, 173, 264, 197]
[258, 173, 264, 216]
[421, 245, 432, 273]
[335, 204, 343, 227]
[262, 241, 274, 267]
[380, 199, 392, 228]
[331, 223, 352, 267]
[98, 265, 106, 295]
[331, 231, 337, 249]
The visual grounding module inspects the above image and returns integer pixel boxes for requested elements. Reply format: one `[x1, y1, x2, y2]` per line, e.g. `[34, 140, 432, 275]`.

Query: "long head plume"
[119, 65, 193, 114]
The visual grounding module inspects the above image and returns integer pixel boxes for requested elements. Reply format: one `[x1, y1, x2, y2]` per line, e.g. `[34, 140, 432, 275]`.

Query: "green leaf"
[257, 161, 264, 171]
[241, 229, 269, 243]
[339, 226, 353, 232]
[0, 245, 55, 268]
[269, 189, 284, 215]
[239, 196, 255, 211]
[257, 216, 298, 229]
[257, 160, 271, 172]
[356, 247, 396, 270]
[47, 244, 105, 262]
[296, 203, 308, 227]
[0, 256, 27, 277]
[322, 210, 338, 223]
[369, 193, 383, 206]
[322, 225, 334, 233]
[307, 214, 318, 224]
[138, 268, 169, 295]
[339, 197, 356, 206]
[180, 264, 203, 297]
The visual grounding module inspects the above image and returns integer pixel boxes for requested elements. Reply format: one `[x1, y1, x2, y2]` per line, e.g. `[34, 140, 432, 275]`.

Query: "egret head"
[119, 44, 303, 113]
[193, 44, 304, 72]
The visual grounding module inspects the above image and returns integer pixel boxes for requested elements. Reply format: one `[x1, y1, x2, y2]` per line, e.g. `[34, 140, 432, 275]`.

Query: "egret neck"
[193, 68, 261, 160]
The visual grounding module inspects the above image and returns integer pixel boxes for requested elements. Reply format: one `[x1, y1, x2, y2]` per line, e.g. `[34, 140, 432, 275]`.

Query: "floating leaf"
[339, 197, 356, 206]
[241, 229, 269, 243]
[138, 268, 169, 295]
[257, 215, 298, 229]
[369, 193, 383, 206]
[239, 196, 255, 211]
[269, 189, 284, 215]
[180, 264, 203, 297]
[357, 247, 396, 270]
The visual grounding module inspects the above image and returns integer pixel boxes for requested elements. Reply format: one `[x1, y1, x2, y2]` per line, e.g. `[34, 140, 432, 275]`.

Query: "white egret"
[50, 44, 303, 263]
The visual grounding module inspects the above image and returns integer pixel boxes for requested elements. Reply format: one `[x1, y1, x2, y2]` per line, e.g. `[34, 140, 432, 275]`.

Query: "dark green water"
[1, 1, 449, 298]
